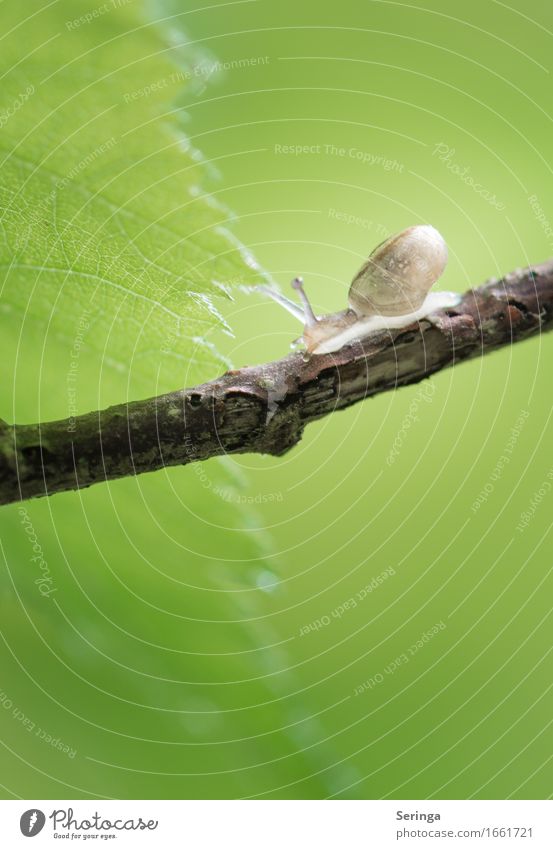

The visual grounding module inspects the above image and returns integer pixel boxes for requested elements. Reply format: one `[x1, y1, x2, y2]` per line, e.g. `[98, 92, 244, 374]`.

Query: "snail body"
[259, 225, 460, 354]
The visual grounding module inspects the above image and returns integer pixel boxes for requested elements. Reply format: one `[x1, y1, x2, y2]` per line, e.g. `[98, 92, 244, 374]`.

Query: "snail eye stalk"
[291, 277, 318, 327]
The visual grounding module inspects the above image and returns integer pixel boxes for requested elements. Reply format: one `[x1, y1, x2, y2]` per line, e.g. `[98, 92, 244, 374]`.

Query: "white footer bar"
[1, 799, 552, 848]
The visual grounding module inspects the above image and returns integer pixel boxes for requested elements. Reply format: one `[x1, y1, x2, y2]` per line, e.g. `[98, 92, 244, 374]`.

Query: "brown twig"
[1, 260, 551, 506]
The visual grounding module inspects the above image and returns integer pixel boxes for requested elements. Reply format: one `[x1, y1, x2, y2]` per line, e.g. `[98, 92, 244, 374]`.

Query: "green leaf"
[0, 0, 264, 393]
[0, 1, 344, 801]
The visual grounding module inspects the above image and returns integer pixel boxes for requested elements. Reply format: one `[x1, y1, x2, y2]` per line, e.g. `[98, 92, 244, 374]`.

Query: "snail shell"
[348, 225, 449, 317]
[257, 224, 458, 355]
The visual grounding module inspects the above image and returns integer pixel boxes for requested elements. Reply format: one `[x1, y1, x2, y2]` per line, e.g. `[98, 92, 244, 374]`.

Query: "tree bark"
[1, 260, 552, 506]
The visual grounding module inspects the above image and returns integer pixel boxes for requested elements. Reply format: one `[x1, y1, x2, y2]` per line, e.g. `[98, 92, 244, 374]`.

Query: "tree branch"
[1, 259, 552, 506]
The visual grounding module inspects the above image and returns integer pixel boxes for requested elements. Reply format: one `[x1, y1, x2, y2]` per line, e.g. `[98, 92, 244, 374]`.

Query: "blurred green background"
[1, 0, 552, 799]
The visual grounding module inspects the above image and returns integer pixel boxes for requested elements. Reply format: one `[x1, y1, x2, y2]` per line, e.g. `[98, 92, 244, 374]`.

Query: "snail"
[258, 225, 461, 354]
